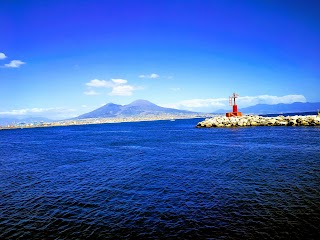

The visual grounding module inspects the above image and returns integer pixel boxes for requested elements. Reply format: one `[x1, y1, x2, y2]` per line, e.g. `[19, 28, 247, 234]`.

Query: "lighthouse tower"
[226, 93, 242, 117]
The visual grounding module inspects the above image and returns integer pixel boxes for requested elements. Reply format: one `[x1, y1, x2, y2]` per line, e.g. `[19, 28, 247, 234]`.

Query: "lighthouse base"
[226, 112, 243, 117]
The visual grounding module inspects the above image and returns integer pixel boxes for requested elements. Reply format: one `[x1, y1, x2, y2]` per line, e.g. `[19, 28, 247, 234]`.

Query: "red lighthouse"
[226, 93, 243, 117]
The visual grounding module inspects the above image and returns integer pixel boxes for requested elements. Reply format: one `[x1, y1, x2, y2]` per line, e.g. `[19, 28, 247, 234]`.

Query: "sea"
[0, 118, 319, 239]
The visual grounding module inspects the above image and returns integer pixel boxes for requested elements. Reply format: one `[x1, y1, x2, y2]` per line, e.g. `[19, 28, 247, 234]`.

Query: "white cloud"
[169, 87, 181, 92]
[161, 98, 226, 110]
[237, 94, 306, 105]
[139, 73, 159, 79]
[0, 107, 69, 115]
[0, 107, 77, 120]
[86, 79, 113, 88]
[160, 94, 306, 112]
[0, 53, 7, 60]
[110, 85, 135, 96]
[84, 78, 141, 96]
[85, 78, 128, 88]
[4, 60, 26, 68]
[111, 78, 127, 84]
[84, 90, 100, 95]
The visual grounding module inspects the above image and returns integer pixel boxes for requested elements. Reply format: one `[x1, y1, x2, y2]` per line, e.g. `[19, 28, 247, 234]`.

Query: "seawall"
[196, 115, 320, 128]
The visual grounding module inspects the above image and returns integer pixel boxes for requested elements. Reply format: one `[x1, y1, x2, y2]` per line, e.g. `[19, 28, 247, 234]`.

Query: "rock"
[288, 120, 297, 126]
[277, 121, 288, 126]
[250, 121, 258, 126]
[196, 114, 320, 128]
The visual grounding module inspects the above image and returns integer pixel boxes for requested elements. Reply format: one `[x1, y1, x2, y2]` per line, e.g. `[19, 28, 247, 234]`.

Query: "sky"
[1, 0, 319, 119]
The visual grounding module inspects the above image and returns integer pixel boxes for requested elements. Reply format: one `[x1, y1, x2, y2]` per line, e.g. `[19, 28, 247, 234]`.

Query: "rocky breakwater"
[196, 115, 320, 128]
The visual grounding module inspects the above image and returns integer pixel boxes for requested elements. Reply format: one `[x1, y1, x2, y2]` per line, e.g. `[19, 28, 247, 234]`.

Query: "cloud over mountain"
[84, 78, 141, 96]
[161, 94, 307, 112]
[0, 107, 77, 120]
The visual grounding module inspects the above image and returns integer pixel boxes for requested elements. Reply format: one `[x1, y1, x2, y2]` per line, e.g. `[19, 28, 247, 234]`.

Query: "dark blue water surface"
[1, 119, 320, 239]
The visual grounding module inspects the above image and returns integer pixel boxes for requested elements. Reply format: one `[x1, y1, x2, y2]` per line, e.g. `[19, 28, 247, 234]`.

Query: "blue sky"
[1, 0, 319, 119]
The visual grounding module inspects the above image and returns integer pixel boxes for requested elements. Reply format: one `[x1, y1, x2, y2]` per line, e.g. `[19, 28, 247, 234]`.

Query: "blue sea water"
[0, 118, 319, 239]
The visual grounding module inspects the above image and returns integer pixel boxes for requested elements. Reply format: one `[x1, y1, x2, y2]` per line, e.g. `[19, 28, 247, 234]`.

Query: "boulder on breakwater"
[196, 115, 320, 128]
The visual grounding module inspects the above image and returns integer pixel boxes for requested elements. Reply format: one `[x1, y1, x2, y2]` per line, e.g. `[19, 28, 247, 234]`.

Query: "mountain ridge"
[76, 99, 195, 119]
[214, 102, 320, 114]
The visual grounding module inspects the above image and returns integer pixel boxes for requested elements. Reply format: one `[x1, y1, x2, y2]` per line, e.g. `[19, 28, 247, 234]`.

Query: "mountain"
[77, 99, 195, 119]
[234, 102, 320, 114]
[77, 103, 122, 119]
[214, 102, 320, 114]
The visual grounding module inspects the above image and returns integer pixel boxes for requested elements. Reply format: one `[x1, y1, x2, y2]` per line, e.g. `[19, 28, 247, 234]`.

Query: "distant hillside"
[0, 117, 53, 126]
[77, 99, 195, 119]
[240, 102, 320, 114]
[214, 102, 320, 114]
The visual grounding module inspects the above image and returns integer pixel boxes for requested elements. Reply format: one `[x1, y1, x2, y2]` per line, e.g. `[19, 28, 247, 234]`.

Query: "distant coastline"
[0, 114, 211, 130]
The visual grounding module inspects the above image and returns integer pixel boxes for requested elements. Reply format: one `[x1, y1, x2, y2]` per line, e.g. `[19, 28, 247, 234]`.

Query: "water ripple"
[0, 120, 319, 239]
